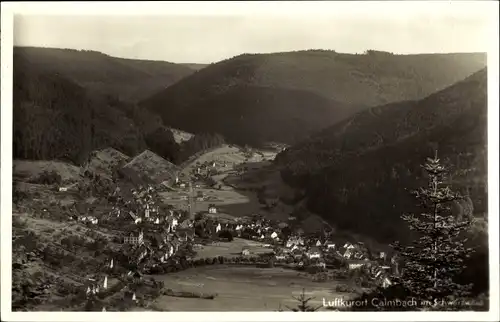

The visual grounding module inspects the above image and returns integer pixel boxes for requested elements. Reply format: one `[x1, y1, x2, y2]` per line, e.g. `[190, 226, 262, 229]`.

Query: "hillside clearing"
[13, 160, 82, 183]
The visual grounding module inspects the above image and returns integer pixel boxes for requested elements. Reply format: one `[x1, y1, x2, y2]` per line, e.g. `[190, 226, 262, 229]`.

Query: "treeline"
[13, 54, 146, 165]
[176, 132, 225, 163]
[14, 46, 196, 103]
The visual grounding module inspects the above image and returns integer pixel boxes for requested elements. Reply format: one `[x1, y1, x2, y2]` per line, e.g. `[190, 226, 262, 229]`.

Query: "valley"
[12, 144, 376, 311]
[10, 40, 491, 313]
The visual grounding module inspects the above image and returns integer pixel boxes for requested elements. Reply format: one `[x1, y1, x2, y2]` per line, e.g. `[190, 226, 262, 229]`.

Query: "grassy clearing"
[150, 265, 357, 311]
[192, 238, 272, 259]
[13, 160, 82, 183]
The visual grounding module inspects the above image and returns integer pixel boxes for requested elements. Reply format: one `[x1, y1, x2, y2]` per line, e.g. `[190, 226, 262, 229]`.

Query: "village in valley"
[13, 143, 399, 311]
[7, 5, 493, 315]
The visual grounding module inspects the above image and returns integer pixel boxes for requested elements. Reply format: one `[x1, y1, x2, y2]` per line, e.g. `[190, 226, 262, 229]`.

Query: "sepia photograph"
[1, 1, 499, 321]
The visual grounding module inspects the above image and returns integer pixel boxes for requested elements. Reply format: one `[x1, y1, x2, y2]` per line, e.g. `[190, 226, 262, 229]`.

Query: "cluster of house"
[85, 274, 108, 297]
[79, 215, 99, 225]
[121, 222, 195, 264]
[103, 185, 197, 268]
[275, 235, 324, 261]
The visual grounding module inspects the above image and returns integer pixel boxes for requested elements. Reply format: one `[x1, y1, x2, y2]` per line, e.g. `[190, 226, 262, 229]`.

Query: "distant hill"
[146, 84, 357, 146]
[14, 46, 196, 102]
[180, 63, 209, 71]
[140, 50, 486, 146]
[276, 68, 488, 244]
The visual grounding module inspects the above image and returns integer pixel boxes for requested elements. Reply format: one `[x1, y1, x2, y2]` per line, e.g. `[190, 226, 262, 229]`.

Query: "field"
[13, 160, 81, 183]
[162, 144, 285, 219]
[150, 265, 357, 311]
[192, 238, 273, 259]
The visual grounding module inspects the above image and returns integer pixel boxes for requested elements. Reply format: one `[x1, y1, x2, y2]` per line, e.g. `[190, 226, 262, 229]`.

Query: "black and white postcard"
[1, 2, 499, 321]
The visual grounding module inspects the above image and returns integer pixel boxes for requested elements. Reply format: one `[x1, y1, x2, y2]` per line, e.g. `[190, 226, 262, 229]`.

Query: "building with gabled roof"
[124, 230, 144, 245]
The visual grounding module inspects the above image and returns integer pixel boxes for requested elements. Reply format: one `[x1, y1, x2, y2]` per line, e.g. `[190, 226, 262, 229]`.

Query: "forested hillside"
[140, 50, 486, 146]
[13, 53, 147, 164]
[14, 46, 197, 102]
[277, 68, 488, 244]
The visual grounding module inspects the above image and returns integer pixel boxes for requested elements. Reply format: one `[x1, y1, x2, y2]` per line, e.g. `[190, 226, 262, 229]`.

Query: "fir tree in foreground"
[286, 288, 322, 312]
[391, 151, 475, 306]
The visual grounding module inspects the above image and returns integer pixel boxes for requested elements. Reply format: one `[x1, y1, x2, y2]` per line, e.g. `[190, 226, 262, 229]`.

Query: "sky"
[11, 2, 495, 64]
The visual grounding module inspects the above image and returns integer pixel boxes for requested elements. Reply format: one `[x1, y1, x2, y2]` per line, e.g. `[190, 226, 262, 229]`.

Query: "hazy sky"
[12, 2, 494, 64]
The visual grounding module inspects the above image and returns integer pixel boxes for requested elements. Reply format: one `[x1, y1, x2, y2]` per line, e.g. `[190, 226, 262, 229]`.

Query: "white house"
[382, 277, 392, 288]
[271, 231, 278, 239]
[80, 216, 98, 225]
[286, 236, 305, 248]
[326, 243, 336, 250]
[180, 183, 186, 189]
[343, 249, 353, 259]
[208, 206, 217, 214]
[315, 240, 322, 247]
[171, 218, 178, 230]
[260, 234, 265, 239]
[316, 261, 326, 269]
[348, 262, 364, 270]
[307, 247, 321, 259]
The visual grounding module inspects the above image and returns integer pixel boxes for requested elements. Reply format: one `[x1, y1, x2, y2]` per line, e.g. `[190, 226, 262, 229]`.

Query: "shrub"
[30, 170, 62, 185]
[334, 284, 355, 293]
[218, 230, 234, 241]
[205, 258, 213, 265]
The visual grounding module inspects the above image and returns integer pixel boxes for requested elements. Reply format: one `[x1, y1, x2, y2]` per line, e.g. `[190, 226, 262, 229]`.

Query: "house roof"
[309, 246, 321, 253]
